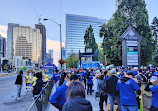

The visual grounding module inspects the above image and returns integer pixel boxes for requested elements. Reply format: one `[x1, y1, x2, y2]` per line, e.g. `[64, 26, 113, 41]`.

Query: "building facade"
[7, 23, 19, 59]
[0, 34, 6, 58]
[66, 14, 105, 58]
[35, 22, 46, 65]
[13, 26, 42, 64]
[48, 50, 53, 63]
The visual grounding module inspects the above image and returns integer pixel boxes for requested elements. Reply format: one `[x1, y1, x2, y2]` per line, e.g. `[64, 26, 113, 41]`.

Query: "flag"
[105, 55, 107, 66]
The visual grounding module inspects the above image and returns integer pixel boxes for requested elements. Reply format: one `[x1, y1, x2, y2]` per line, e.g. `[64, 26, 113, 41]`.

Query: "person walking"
[86, 71, 93, 95]
[15, 70, 23, 100]
[106, 68, 121, 111]
[62, 81, 92, 111]
[117, 71, 141, 111]
[145, 76, 158, 111]
[49, 74, 79, 111]
[97, 74, 107, 111]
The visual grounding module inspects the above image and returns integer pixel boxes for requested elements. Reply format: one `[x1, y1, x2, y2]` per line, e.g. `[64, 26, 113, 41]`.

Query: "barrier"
[26, 78, 54, 111]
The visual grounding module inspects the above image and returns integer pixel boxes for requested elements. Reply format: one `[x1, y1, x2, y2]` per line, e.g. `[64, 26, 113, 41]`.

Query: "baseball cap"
[150, 76, 158, 81]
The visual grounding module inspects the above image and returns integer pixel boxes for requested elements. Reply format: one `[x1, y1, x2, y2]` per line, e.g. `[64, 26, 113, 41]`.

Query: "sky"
[0, 0, 157, 43]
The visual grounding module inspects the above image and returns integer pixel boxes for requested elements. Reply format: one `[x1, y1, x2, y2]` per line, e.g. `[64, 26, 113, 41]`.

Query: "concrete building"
[35, 22, 46, 65]
[0, 34, 6, 58]
[66, 14, 105, 58]
[13, 26, 42, 64]
[7, 23, 19, 59]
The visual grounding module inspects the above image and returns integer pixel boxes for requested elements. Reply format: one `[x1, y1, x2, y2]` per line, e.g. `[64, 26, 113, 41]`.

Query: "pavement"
[0, 72, 17, 77]
[47, 77, 107, 111]
[0, 75, 33, 111]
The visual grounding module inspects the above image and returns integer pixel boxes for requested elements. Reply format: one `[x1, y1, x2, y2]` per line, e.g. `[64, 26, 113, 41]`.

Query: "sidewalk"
[46, 78, 107, 111]
[0, 72, 16, 77]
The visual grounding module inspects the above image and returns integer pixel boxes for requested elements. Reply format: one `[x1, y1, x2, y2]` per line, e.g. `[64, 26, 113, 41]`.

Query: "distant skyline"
[0, 0, 158, 42]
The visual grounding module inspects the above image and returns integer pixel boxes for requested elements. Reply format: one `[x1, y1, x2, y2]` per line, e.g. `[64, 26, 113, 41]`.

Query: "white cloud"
[0, 25, 7, 38]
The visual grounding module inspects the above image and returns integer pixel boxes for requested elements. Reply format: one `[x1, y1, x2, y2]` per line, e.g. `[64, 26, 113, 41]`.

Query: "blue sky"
[0, 0, 157, 42]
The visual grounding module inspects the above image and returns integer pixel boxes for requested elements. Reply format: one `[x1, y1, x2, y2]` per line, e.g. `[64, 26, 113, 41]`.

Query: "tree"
[66, 54, 79, 68]
[84, 25, 98, 53]
[100, 0, 154, 66]
[3, 64, 8, 70]
[98, 48, 105, 65]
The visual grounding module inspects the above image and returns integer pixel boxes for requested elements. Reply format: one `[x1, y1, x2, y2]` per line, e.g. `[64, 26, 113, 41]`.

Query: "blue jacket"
[117, 77, 140, 106]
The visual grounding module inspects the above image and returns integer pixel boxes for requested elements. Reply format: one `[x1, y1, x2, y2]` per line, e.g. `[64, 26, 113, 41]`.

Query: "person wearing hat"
[145, 76, 158, 111]
[106, 68, 121, 111]
[15, 70, 23, 100]
[117, 71, 141, 111]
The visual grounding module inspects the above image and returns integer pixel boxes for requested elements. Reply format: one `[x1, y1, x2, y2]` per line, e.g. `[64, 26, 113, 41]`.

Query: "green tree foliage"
[98, 48, 105, 65]
[3, 64, 8, 70]
[84, 25, 98, 53]
[66, 54, 79, 68]
[22, 67, 27, 72]
[100, 0, 154, 66]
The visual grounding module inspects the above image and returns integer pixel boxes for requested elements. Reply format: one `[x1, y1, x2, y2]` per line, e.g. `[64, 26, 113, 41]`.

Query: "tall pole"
[60, 24, 63, 72]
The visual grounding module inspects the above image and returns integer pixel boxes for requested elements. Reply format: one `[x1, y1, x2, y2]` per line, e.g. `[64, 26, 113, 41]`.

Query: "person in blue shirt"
[77, 70, 83, 82]
[49, 74, 79, 111]
[82, 69, 88, 89]
[86, 71, 93, 95]
[145, 76, 158, 111]
[117, 71, 141, 111]
[53, 70, 61, 83]
[153, 68, 158, 77]
[117, 70, 125, 78]
[103, 70, 109, 82]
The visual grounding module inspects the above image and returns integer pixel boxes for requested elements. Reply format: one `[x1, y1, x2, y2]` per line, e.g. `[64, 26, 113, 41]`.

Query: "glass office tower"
[66, 14, 105, 58]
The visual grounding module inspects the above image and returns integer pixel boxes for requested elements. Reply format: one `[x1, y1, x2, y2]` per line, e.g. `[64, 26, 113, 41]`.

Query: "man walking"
[15, 70, 23, 100]
[106, 68, 121, 111]
[117, 71, 141, 111]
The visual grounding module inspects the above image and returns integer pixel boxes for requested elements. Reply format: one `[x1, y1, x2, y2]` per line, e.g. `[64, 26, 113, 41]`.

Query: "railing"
[26, 78, 54, 111]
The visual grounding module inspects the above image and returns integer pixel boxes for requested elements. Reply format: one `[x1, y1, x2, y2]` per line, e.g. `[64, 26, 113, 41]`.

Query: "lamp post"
[43, 19, 63, 72]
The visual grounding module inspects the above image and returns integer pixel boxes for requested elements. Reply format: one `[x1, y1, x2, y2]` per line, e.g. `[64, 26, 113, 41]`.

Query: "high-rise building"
[0, 34, 6, 58]
[13, 26, 42, 64]
[7, 23, 19, 59]
[48, 50, 53, 63]
[35, 22, 46, 65]
[66, 14, 105, 58]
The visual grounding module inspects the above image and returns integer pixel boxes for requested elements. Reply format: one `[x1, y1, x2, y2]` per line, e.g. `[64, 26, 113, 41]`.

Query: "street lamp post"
[43, 19, 63, 72]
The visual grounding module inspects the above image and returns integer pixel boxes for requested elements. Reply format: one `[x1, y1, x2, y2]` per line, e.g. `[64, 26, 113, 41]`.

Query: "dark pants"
[87, 84, 92, 95]
[84, 78, 87, 89]
[34, 96, 42, 111]
[99, 93, 108, 110]
[150, 105, 158, 111]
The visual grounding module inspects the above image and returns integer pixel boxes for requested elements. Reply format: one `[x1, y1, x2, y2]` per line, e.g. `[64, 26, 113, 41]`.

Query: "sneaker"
[16, 97, 20, 100]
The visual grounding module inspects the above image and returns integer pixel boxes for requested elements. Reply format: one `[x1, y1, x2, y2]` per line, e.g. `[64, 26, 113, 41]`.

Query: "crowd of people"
[14, 66, 158, 111]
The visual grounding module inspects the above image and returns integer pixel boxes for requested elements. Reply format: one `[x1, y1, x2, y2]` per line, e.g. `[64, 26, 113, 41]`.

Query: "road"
[0, 75, 33, 111]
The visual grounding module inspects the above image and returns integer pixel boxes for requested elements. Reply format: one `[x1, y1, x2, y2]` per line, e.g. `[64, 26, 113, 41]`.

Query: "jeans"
[17, 84, 22, 98]
[87, 84, 92, 95]
[99, 92, 108, 110]
[109, 95, 121, 111]
[121, 105, 138, 111]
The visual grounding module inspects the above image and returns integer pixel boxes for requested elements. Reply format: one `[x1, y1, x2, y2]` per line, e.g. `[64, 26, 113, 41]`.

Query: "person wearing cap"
[15, 70, 23, 100]
[145, 76, 158, 111]
[117, 70, 125, 78]
[117, 71, 141, 111]
[106, 68, 121, 111]
[135, 69, 148, 83]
